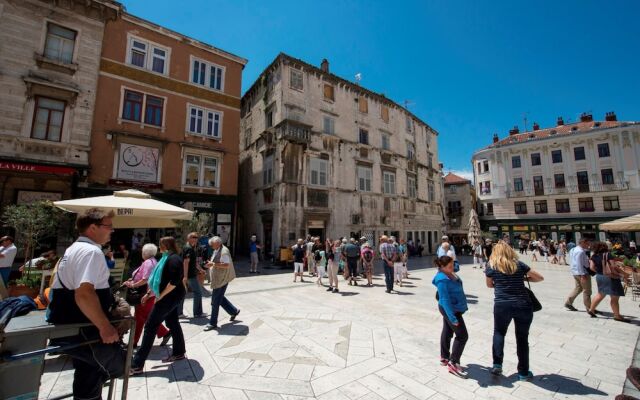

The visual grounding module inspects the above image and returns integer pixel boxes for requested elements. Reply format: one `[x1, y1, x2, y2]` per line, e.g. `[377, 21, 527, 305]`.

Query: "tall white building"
[472, 112, 640, 243]
[239, 54, 443, 258]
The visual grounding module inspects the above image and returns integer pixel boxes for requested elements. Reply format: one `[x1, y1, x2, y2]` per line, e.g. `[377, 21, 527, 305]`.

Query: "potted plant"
[2, 200, 63, 298]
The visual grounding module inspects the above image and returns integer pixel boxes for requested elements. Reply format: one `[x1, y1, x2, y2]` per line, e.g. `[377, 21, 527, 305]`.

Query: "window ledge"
[118, 118, 165, 132]
[186, 132, 222, 141]
[181, 185, 220, 193]
[34, 53, 78, 75]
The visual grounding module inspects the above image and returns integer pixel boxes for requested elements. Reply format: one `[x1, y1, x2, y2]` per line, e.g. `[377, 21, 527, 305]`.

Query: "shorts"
[294, 262, 303, 273]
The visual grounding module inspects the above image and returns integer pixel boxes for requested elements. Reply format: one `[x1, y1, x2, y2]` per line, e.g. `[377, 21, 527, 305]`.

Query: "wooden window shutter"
[323, 84, 334, 101]
[359, 96, 368, 113]
[381, 105, 389, 122]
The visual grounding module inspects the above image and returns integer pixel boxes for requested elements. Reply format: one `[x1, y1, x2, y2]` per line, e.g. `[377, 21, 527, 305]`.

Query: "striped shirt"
[485, 261, 531, 307]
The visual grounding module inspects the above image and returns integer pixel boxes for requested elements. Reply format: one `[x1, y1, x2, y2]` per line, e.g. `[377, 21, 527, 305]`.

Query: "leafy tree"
[2, 201, 63, 284]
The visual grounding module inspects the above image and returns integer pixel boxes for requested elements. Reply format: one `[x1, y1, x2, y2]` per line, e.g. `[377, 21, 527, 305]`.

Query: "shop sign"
[501, 226, 509, 231]
[308, 220, 325, 228]
[489, 226, 498, 231]
[0, 161, 76, 175]
[558, 225, 572, 230]
[513, 225, 529, 231]
[116, 144, 159, 183]
[109, 179, 162, 189]
[16, 190, 62, 204]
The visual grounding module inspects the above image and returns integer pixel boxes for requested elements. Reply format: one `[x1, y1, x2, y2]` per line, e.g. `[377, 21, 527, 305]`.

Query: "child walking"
[432, 255, 469, 378]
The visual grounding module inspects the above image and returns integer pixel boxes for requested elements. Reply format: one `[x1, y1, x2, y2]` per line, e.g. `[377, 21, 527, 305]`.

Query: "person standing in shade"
[249, 234, 261, 273]
[343, 238, 361, 286]
[131, 236, 187, 375]
[433, 255, 469, 378]
[292, 239, 306, 283]
[485, 242, 544, 381]
[564, 238, 592, 312]
[0, 236, 17, 286]
[380, 236, 397, 293]
[204, 236, 240, 331]
[177, 232, 205, 319]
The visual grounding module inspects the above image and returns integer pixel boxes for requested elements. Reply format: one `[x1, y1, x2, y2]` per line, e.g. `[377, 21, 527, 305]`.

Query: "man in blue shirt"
[565, 238, 592, 312]
[437, 236, 456, 257]
[249, 234, 261, 273]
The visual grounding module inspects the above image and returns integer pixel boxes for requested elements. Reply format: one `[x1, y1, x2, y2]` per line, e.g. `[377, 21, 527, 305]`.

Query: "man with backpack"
[292, 239, 306, 283]
[360, 242, 375, 286]
[342, 238, 361, 286]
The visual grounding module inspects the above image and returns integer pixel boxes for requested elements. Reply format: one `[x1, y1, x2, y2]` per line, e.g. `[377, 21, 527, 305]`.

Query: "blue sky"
[127, 0, 640, 180]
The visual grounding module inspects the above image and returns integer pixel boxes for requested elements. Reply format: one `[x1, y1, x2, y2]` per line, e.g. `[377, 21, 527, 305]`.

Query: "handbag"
[524, 275, 542, 312]
[125, 283, 146, 306]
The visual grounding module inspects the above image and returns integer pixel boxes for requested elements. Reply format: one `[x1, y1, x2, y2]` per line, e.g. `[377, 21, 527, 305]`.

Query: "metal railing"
[504, 182, 629, 198]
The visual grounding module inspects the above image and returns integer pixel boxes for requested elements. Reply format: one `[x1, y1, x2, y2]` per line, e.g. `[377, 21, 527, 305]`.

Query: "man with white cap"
[437, 235, 456, 258]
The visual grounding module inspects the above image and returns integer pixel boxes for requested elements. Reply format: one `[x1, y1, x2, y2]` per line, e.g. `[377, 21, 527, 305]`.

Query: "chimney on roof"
[605, 111, 617, 121]
[320, 59, 329, 73]
[509, 126, 520, 136]
[580, 112, 593, 122]
[557, 116, 564, 126]
[493, 133, 499, 143]
[532, 122, 540, 131]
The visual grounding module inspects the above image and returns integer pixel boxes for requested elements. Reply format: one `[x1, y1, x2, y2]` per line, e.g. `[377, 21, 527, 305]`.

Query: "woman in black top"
[588, 242, 629, 322]
[131, 237, 187, 375]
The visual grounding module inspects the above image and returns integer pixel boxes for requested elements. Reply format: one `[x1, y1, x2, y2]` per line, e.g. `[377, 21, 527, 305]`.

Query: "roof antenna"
[523, 112, 529, 132]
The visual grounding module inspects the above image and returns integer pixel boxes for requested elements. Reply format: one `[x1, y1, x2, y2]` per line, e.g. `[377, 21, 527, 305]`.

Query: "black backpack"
[314, 250, 322, 261]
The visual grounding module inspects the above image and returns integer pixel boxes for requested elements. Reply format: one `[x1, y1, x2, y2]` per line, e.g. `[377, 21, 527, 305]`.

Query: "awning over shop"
[599, 214, 640, 232]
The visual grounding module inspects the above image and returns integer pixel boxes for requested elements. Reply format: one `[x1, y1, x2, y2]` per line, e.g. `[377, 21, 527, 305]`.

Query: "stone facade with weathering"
[239, 54, 444, 258]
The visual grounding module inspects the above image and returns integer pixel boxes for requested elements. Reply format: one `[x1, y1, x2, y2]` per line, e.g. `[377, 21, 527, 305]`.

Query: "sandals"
[162, 354, 186, 363]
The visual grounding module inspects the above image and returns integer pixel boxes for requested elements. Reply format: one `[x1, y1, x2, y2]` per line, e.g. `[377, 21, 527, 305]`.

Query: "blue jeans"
[492, 303, 533, 375]
[177, 277, 203, 316]
[0, 268, 10, 286]
[209, 283, 238, 327]
[382, 261, 394, 291]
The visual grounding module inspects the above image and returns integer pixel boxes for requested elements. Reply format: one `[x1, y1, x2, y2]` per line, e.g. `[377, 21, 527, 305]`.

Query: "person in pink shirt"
[123, 243, 171, 347]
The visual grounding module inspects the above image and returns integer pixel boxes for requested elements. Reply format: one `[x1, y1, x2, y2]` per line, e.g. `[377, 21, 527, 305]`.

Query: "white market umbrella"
[467, 208, 481, 244]
[54, 189, 193, 228]
[599, 213, 640, 232]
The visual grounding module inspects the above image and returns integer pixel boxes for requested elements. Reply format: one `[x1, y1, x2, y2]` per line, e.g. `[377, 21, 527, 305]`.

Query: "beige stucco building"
[239, 54, 443, 258]
[0, 0, 121, 208]
[472, 112, 640, 243]
[443, 172, 476, 247]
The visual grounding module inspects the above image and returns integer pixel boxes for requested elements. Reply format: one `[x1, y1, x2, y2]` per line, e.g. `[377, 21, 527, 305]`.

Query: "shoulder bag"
[524, 274, 542, 312]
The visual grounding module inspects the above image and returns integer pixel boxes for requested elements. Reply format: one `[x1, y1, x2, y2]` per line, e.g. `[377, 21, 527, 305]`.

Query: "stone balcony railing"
[505, 182, 629, 198]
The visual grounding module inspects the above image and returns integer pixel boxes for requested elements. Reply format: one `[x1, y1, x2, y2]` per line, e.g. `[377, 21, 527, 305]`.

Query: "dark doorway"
[309, 228, 324, 242]
[261, 215, 273, 261]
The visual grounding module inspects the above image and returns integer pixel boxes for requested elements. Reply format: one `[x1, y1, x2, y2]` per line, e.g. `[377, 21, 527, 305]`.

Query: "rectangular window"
[381, 133, 390, 150]
[310, 158, 328, 186]
[144, 95, 164, 126]
[187, 105, 222, 138]
[381, 105, 389, 123]
[359, 128, 369, 145]
[44, 23, 76, 64]
[357, 166, 372, 192]
[578, 197, 595, 212]
[127, 36, 169, 74]
[383, 171, 396, 194]
[534, 200, 548, 214]
[483, 160, 489, 173]
[31, 96, 65, 141]
[514, 201, 528, 214]
[322, 116, 335, 135]
[574, 146, 586, 161]
[551, 150, 562, 163]
[323, 84, 334, 101]
[290, 69, 303, 90]
[184, 154, 218, 187]
[405, 116, 413, 133]
[556, 199, 570, 213]
[191, 59, 224, 90]
[533, 175, 544, 196]
[603, 196, 620, 211]
[512, 155, 521, 168]
[263, 154, 273, 185]
[122, 90, 143, 122]
[486, 203, 494, 215]
[514, 178, 523, 192]
[531, 153, 541, 166]
[598, 143, 610, 158]
[406, 142, 415, 160]
[265, 109, 273, 128]
[407, 175, 417, 198]
[554, 173, 565, 188]
[577, 171, 590, 192]
[601, 168, 614, 185]
[358, 96, 368, 114]
[480, 181, 491, 194]
[428, 180, 435, 202]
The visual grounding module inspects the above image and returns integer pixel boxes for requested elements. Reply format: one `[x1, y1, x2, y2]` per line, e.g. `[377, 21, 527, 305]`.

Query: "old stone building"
[0, 0, 121, 208]
[443, 172, 475, 247]
[472, 112, 640, 244]
[239, 54, 443, 259]
[86, 12, 247, 248]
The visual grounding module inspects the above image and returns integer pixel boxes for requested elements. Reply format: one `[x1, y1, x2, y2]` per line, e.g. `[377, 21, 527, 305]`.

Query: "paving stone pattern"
[39, 254, 640, 399]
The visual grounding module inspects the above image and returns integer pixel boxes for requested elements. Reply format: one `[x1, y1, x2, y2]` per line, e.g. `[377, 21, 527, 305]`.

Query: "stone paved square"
[39, 255, 640, 399]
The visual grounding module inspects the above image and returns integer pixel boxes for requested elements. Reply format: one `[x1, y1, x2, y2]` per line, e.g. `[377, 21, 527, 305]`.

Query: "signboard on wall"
[116, 144, 159, 183]
[16, 190, 62, 204]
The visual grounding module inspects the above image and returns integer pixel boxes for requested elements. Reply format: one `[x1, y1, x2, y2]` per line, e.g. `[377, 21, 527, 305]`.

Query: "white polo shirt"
[0, 244, 17, 269]
[52, 237, 110, 290]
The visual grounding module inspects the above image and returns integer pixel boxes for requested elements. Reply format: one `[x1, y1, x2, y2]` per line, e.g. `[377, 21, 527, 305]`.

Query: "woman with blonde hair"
[485, 242, 544, 381]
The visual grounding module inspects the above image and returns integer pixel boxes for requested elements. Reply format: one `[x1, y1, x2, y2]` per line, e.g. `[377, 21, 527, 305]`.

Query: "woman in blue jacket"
[432, 255, 468, 378]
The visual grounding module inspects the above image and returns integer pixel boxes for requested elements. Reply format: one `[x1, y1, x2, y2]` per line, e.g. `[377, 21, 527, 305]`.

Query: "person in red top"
[360, 243, 375, 286]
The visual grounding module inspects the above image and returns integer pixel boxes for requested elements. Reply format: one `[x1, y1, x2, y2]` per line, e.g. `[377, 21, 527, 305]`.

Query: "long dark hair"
[159, 236, 179, 253]
[590, 241, 608, 255]
[434, 255, 453, 269]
